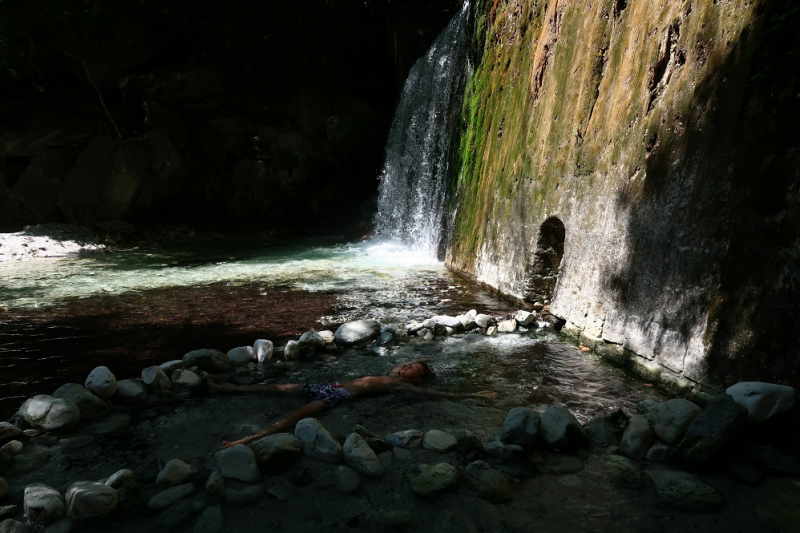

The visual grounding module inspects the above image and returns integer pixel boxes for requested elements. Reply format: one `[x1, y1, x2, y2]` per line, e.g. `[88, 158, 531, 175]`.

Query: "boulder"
[334, 320, 381, 347]
[226, 347, 255, 366]
[65, 481, 117, 518]
[334, 466, 361, 494]
[407, 463, 459, 496]
[84, 366, 117, 399]
[113, 379, 148, 403]
[253, 339, 274, 363]
[646, 399, 702, 445]
[157, 459, 196, 487]
[24, 484, 64, 523]
[500, 407, 541, 446]
[726, 382, 797, 423]
[674, 394, 748, 462]
[283, 340, 301, 360]
[214, 445, 260, 484]
[298, 330, 326, 353]
[141, 366, 171, 391]
[755, 477, 800, 533]
[422, 430, 457, 453]
[539, 404, 590, 450]
[464, 460, 513, 502]
[248, 433, 302, 469]
[19, 396, 80, 432]
[182, 349, 231, 372]
[52, 384, 109, 419]
[385, 430, 424, 448]
[343, 433, 383, 477]
[171, 369, 202, 388]
[148, 483, 195, 510]
[645, 469, 723, 510]
[295, 418, 342, 463]
[582, 410, 626, 448]
[619, 415, 654, 460]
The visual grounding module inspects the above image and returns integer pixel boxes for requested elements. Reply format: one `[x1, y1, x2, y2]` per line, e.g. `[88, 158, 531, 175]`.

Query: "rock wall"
[447, 0, 800, 390]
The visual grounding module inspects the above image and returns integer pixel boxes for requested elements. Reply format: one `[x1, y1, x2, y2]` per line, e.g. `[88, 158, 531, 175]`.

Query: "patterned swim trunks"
[301, 382, 352, 407]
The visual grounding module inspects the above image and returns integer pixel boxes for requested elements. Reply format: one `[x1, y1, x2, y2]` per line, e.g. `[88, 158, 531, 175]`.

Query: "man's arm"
[398, 384, 497, 400]
[222, 400, 327, 447]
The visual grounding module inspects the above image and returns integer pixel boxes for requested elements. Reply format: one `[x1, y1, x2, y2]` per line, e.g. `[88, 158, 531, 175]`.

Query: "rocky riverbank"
[0, 310, 798, 533]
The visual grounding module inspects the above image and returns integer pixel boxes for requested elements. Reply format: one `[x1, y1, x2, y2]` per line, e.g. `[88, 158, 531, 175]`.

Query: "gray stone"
[204, 472, 226, 504]
[674, 394, 748, 462]
[226, 346, 255, 366]
[182, 349, 231, 372]
[407, 463, 459, 496]
[52, 384, 109, 419]
[645, 469, 723, 510]
[0, 520, 28, 533]
[726, 382, 797, 423]
[193, 505, 224, 533]
[84, 366, 117, 399]
[142, 366, 171, 391]
[157, 459, 196, 487]
[65, 481, 117, 518]
[214, 444, 260, 483]
[19, 396, 80, 432]
[385, 429, 423, 448]
[295, 418, 342, 463]
[79, 413, 130, 436]
[604, 455, 644, 489]
[160, 360, 184, 374]
[335, 466, 361, 494]
[249, 433, 302, 469]
[105, 469, 134, 489]
[647, 399, 702, 445]
[646, 443, 671, 462]
[0, 423, 21, 442]
[158, 499, 193, 530]
[464, 460, 512, 502]
[283, 340, 301, 360]
[253, 339, 274, 363]
[500, 407, 540, 446]
[113, 379, 148, 403]
[619, 415, 653, 460]
[334, 320, 381, 347]
[422, 430, 457, 453]
[343, 433, 383, 477]
[539, 403, 590, 450]
[148, 483, 195, 510]
[224, 485, 263, 505]
[755, 477, 800, 533]
[24, 484, 64, 523]
[171, 369, 202, 388]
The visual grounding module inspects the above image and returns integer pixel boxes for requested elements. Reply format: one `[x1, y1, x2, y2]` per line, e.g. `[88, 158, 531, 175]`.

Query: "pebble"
[645, 443, 671, 462]
[604, 455, 644, 488]
[0, 441, 22, 458]
[84, 366, 117, 399]
[422, 430, 458, 453]
[214, 445, 260, 483]
[64, 481, 117, 518]
[148, 483, 195, 510]
[335, 466, 361, 494]
[674, 394, 748, 462]
[474, 314, 492, 328]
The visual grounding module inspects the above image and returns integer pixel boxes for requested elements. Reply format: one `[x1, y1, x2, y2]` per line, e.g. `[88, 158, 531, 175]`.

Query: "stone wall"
[447, 0, 800, 391]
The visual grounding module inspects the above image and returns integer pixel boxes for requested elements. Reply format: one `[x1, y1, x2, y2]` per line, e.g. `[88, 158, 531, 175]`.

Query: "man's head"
[394, 360, 434, 383]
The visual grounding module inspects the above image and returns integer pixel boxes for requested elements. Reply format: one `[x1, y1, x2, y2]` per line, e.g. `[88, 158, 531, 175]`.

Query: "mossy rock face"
[447, 0, 800, 389]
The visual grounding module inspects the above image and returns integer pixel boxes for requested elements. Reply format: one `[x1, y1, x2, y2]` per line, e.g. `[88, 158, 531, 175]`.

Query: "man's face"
[398, 363, 425, 383]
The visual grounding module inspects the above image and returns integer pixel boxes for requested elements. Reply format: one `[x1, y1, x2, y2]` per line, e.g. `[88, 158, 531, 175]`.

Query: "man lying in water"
[210, 360, 497, 447]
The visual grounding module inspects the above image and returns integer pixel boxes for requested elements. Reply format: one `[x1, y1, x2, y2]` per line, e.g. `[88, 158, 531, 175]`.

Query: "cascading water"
[373, 2, 470, 258]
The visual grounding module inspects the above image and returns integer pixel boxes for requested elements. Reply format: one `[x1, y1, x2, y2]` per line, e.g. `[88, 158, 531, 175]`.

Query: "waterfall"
[373, 2, 470, 258]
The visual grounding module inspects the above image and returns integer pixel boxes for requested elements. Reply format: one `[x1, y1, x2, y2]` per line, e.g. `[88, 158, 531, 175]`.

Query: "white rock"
[19, 396, 80, 432]
[497, 319, 518, 333]
[227, 346, 255, 366]
[141, 366, 171, 391]
[157, 459, 196, 486]
[52, 384, 109, 419]
[726, 382, 797, 423]
[486, 326, 498, 336]
[334, 320, 381, 347]
[431, 315, 462, 329]
[419, 328, 434, 341]
[65, 481, 117, 518]
[283, 340, 301, 360]
[343, 433, 383, 477]
[335, 466, 361, 493]
[514, 310, 536, 326]
[84, 366, 117, 399]
[160, 360, 184, 374]
[295, 418, 342, 463]
[113, 379, 148, 403]
[24, 484, 64, 523]
[385, 429, 424, 448]
[214, 444, 260, 483]
[422, 430, 457, 453]
[253, 339, 274, 363]
[105, 469, 134, 489]
[171, 369, 202, 388]
[474, 314, 492, 328]
[148, 483, 195, 510]
[0, 520, 28, 533]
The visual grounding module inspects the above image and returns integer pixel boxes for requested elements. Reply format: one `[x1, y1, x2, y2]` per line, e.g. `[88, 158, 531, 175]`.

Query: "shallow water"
[0, 237, 660, 418]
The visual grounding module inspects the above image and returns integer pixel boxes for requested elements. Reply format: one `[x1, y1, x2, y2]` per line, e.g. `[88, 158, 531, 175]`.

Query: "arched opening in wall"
[523, 216, 566, 303]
